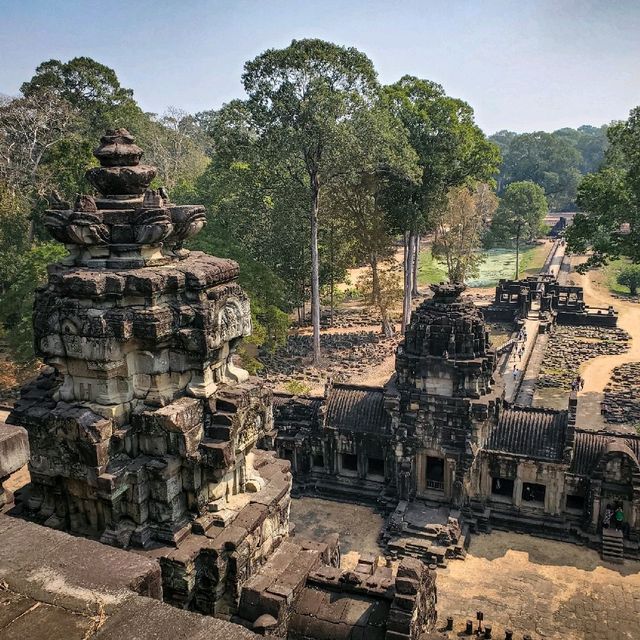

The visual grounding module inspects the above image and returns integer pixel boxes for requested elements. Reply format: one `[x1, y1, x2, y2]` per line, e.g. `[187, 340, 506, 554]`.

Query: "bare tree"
[432, 185, 496, 283]
[0, 91, 77, 242]
[144, 107, 208, 191]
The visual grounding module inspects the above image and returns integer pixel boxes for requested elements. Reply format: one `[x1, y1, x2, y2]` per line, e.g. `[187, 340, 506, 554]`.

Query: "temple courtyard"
[290, 497, 640, 640]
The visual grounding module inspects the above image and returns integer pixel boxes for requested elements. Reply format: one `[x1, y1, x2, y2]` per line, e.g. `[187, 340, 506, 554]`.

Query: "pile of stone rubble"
[603, 362, 640, 427]
[258, 331, 398, 387]
[538, 325, 630, 389]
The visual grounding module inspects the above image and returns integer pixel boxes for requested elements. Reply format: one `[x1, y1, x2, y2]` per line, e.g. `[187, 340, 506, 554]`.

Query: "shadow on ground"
[469, 530, 640, 576]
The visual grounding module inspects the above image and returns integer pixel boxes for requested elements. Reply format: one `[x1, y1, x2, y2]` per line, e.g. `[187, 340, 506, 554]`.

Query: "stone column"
[589, 483, 602, 532]
[513, 465, 523, 508]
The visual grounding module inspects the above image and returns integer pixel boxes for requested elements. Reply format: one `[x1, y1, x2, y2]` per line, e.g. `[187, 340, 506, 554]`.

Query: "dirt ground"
[289, 496, 385, 569]
[438, 531, 640, 640]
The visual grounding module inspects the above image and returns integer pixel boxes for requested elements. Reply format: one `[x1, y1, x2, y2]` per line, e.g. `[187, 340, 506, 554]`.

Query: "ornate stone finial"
[93, 128, 143, 166]
[430, 282, 466, 300]
[86, 129, 156, 196]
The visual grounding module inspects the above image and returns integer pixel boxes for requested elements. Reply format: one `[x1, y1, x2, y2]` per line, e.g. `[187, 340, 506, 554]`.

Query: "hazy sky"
[1, 0, 639, 134]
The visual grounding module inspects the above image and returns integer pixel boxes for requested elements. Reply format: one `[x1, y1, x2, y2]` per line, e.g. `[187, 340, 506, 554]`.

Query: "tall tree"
[567, 106, 640, 270]
[433, 184, 497, 283]
[242, 39, 379, 365]
[20, 57, 144, 137]
[194, 99, 311, 321]
[383, 76, 500, 329]
[326, 103, 419, 335]
[490, 180, 547, 279]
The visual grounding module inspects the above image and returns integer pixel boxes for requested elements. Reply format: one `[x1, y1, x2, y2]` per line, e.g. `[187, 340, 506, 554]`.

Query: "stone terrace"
[0, 513, 257, 639]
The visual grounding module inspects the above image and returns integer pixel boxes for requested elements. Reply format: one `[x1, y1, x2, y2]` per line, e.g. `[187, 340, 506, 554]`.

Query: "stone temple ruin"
[1, 128, 640, 639]
[1, 130, 440, 639]
[273, 274, 640, 565]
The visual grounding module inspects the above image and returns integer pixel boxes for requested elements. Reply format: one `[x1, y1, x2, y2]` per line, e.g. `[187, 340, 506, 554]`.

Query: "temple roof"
[569, 430, 640, 476]
[486, 406, 568, 461]
[272, 393, 323, 422]
[325, 384, 390, 435]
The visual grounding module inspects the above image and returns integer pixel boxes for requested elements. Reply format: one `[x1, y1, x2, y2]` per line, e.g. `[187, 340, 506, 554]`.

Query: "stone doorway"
[425, 456, 445, 492]
[599, 485, 632, 534]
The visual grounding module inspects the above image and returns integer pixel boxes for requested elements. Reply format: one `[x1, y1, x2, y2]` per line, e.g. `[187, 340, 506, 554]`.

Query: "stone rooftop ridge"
[569, 429, 640, 476]
[323, 384, 390, 435]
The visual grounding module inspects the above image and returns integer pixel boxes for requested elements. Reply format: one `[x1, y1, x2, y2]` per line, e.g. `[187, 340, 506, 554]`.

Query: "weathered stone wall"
[0, 424, 29, 507]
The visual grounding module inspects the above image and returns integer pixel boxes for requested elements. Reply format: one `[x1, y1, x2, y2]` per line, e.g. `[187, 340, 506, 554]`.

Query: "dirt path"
[570, 261, 640, 431]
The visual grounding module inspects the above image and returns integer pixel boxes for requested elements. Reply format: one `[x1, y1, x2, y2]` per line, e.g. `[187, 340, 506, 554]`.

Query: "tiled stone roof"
[486, 406, 568, 460]
[569, 430, 640, 476]
[272, 393, 323, 420]
[325, 384, 390, 435]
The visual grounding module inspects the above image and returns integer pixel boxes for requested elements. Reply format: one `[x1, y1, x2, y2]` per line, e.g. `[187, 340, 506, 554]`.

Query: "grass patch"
[519, 242, 550, 278]
[417, 248, 448, 286]
[601, 257, 636, 296]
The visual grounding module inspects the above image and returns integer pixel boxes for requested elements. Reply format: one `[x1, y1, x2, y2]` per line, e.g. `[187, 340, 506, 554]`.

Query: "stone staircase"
[601, 528, 624, 564]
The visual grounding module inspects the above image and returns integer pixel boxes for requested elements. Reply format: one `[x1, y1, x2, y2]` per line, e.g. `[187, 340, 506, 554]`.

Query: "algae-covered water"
[418, 244, 547, 288]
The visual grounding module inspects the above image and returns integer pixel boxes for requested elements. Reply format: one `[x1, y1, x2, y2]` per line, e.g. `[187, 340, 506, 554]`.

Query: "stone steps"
[601, 528, 624, 564]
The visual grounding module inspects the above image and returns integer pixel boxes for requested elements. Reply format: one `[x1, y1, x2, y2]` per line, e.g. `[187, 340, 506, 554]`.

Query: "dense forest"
[490, 126, 609, 211]
[0, 42, 636, 373]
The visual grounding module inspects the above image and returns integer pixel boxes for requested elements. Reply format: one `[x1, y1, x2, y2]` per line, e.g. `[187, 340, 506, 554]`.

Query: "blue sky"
[1, 0, 639, 134]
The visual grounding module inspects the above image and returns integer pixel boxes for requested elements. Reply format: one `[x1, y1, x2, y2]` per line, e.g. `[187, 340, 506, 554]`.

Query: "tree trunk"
[515, 227, 521, 280]
[310, 180, 322, 366]
[401, 231, 415, 332]
[329, 223, 334, 328]
[371, 255, 393, 338]
[411, 234, 420, 295]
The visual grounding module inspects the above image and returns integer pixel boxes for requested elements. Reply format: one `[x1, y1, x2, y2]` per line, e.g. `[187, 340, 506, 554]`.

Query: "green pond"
[418, 245, 546, 288]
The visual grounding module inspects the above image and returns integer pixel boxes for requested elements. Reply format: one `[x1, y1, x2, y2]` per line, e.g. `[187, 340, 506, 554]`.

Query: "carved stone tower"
[9, 129, 283, 555]
[387, 284, 501, 504]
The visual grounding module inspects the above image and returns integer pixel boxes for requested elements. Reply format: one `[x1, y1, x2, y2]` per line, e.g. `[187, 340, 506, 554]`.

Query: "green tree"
[490, 181, 547, 279]
[193, 100, 311, 326]
[242, 39, 379, 365]
[326, 102, 419, 335]
[567, 106, 640, 271]
[490, 127, 608, 210]
[383, 76, 500, 328]
[21, 57, 145, 137]
[0, 242, 66, 363]
[617, 264, 640, 295]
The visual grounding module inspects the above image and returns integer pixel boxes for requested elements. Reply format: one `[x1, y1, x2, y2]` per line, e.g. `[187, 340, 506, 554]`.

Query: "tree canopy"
[490, 126, 608, 211]
[381, 76, 500, 327]
[241, 39, 381, 364]
[489, 180, 548, 279]
[566, 107, 640, 270]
